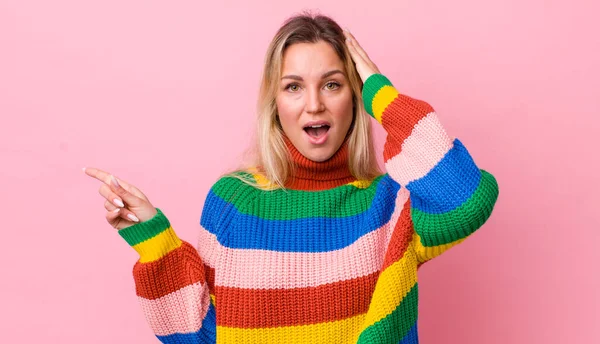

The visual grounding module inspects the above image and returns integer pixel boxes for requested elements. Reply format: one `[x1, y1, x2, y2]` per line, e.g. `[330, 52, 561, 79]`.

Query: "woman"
[84, 13, 499, 344]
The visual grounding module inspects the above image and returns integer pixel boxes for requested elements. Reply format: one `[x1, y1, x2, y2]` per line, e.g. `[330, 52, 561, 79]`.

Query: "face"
[276, 40, 354, 162]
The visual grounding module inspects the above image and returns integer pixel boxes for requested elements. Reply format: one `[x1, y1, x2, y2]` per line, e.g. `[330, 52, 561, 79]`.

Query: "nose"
[305, 87, 325, 114]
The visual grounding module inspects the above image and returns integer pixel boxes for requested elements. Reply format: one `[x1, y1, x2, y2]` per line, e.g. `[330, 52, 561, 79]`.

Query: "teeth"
[309, 124, 326, 128]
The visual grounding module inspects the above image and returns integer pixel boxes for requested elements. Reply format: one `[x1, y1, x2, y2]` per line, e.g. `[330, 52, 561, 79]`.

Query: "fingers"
[99, 183, 126, 209]
[83, 166, 143, 206]
[85, 167, 143, 229]
[104, 200, 140, 223]
[98, 183, 141, 223]
[83, 166, 128, 189]
[107, 174, 143, 208]
[83, 166, 113, 185]
[344, 30, 370, 63]
[105, 206, 123, 227]
[105, 206, 139, 230]
[97, 181, 142, 223]
[343, 30, 365, 64]
[104, 199, 118, 212]
[343, 29, 381, 80]
[83, 167, 150, 202]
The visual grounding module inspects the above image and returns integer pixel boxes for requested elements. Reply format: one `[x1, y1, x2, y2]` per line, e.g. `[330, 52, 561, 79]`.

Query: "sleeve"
[362, 74, 500, 264]
[118, 207, 217, 343]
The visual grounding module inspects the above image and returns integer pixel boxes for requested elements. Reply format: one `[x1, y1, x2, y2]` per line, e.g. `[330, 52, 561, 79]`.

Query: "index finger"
[83, 166, 112, 184]
[83, 167, 132, 190]
[344, 30, 371, 65]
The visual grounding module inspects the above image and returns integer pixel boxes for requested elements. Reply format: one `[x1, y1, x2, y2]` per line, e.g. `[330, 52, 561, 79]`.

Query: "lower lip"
[303, 128, 329, 145]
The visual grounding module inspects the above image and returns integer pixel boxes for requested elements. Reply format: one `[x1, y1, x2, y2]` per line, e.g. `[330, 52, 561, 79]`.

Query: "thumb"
[109, 175, 143, 207]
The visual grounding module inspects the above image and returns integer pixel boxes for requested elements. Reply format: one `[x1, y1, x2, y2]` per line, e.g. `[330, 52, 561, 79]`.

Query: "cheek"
[327, 92, 354, 125]
[276, 95, 303, 130]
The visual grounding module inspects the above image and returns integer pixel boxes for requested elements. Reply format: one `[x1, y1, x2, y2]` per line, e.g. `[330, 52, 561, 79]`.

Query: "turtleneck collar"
[282, 134, 356, 191]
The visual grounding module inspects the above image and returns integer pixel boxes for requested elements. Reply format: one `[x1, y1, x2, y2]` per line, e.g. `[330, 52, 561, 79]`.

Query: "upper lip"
[303, 120, 331, 129]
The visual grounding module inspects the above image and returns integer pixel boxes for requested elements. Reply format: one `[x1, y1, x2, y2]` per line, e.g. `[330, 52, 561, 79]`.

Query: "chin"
[301, 144, 336, 162]
[307, 153, 332, 162]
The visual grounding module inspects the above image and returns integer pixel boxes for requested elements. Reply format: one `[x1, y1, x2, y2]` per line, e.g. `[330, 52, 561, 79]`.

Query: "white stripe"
[385, 112, 454, 186]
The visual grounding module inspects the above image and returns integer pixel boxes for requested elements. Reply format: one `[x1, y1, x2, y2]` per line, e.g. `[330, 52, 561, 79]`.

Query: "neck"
[282, 135, 356, 191]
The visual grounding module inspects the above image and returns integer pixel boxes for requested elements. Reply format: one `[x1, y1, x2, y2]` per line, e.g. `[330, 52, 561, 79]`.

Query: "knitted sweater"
[118, 74, 499, 344]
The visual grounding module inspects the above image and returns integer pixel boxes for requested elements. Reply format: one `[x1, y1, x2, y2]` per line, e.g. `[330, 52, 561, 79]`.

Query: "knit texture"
[119, 73, 499, 343]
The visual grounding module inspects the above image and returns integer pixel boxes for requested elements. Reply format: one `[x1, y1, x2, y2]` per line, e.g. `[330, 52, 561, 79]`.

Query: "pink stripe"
[385, 112, 454, 186]
[137, 282, 210, 336]
[196, 188, 410, 289]
[195, 225, 220, 269]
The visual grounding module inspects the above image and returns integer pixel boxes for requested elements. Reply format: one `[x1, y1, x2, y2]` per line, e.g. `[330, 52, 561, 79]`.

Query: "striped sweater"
[118, 74, 499, 343]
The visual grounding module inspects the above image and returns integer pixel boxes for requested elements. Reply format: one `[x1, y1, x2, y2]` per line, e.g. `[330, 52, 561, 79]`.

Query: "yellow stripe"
[210, 294, 216, 306]
[348, 179, 373, 189]
[242, 167, 280, 190]
[372, 85, 399, 123]
[413, 232, 465, 263]
[252, 173, 278, 190]
[360, 241, 418, 330]
[132, 227, 182, 263]
[217, 313, 366, 344]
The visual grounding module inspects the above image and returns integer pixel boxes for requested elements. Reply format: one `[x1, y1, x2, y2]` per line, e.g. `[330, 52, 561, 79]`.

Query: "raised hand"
[83, 167, 157, 230]
[343, 29, 381, 84]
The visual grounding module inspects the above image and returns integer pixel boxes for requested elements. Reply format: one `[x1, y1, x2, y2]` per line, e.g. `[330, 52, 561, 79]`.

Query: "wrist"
[361, 74, 397, 122]
[118, 207, 182, 263]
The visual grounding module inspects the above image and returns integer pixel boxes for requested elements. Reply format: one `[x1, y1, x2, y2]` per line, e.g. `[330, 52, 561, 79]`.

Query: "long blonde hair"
[225, 11, 382, 190]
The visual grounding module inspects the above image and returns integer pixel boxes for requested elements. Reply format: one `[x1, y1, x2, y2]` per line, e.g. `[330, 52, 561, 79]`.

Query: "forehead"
[281, 41, 344, 76]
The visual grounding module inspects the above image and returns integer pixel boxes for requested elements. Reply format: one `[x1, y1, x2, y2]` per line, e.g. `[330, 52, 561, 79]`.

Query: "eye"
[325, 82, 341, 90]
[285, 83, 301, 92]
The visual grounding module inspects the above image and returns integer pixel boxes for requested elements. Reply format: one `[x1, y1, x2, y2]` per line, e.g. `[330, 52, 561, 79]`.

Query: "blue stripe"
[398, 322, 419, 344]
[156, 302, 216, 344]
[201, 175, 401, 252]
[407, 138, 481, 214]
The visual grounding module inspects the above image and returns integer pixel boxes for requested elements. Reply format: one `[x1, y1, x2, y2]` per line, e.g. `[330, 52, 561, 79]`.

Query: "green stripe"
[412, 170, 499, 247]
[357, 283, 419, 343]
[361, 74, 394, 117]
[118, 208, 171, 246]
[211, 173, 385, 220]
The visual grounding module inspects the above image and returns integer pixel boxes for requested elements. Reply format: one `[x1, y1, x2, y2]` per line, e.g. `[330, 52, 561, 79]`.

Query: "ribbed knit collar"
[282, 134, 357, 191]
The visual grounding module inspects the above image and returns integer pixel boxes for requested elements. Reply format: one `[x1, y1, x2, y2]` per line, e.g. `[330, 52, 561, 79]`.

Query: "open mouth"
[303, 124, 330, 138]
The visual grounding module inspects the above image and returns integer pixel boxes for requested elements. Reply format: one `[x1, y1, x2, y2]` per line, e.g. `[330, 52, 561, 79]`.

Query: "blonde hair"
[224, 11, 382, 190]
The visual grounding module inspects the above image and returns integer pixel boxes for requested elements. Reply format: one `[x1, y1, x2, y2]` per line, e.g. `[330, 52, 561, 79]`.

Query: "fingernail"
[113, 198, 124, 207]
[127, 214, 140, 222]
[110, 175, 120, 187]
[82, 167, 86, 173]
[113, 208, 120, 213]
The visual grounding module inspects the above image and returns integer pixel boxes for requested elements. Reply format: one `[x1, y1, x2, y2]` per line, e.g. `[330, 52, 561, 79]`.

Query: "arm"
[118, 208, 217, 343]
[362, 74, 499, 263]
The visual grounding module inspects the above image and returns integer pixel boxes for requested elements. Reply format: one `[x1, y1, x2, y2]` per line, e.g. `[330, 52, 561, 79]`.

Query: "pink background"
[1, 0, 598, 342]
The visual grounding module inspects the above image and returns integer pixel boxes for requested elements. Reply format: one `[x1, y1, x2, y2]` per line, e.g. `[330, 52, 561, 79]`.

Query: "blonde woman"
[84, 13, 499, 344]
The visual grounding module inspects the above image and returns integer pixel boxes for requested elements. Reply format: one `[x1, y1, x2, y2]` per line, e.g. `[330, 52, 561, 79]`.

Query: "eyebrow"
[281, 69, 345, 81]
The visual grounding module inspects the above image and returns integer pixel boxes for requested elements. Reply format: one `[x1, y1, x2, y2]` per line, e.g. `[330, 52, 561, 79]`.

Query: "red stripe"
[205, 264, 215, 295]
[216, 271, 379, 328]
[133, 241, 206, 300]
[381, 94, 433, 162]
[382, 197, 414, 270]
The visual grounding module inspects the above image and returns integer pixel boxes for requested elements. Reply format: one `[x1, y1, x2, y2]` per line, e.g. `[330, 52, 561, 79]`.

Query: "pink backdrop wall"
[1, 0, 598, 342]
